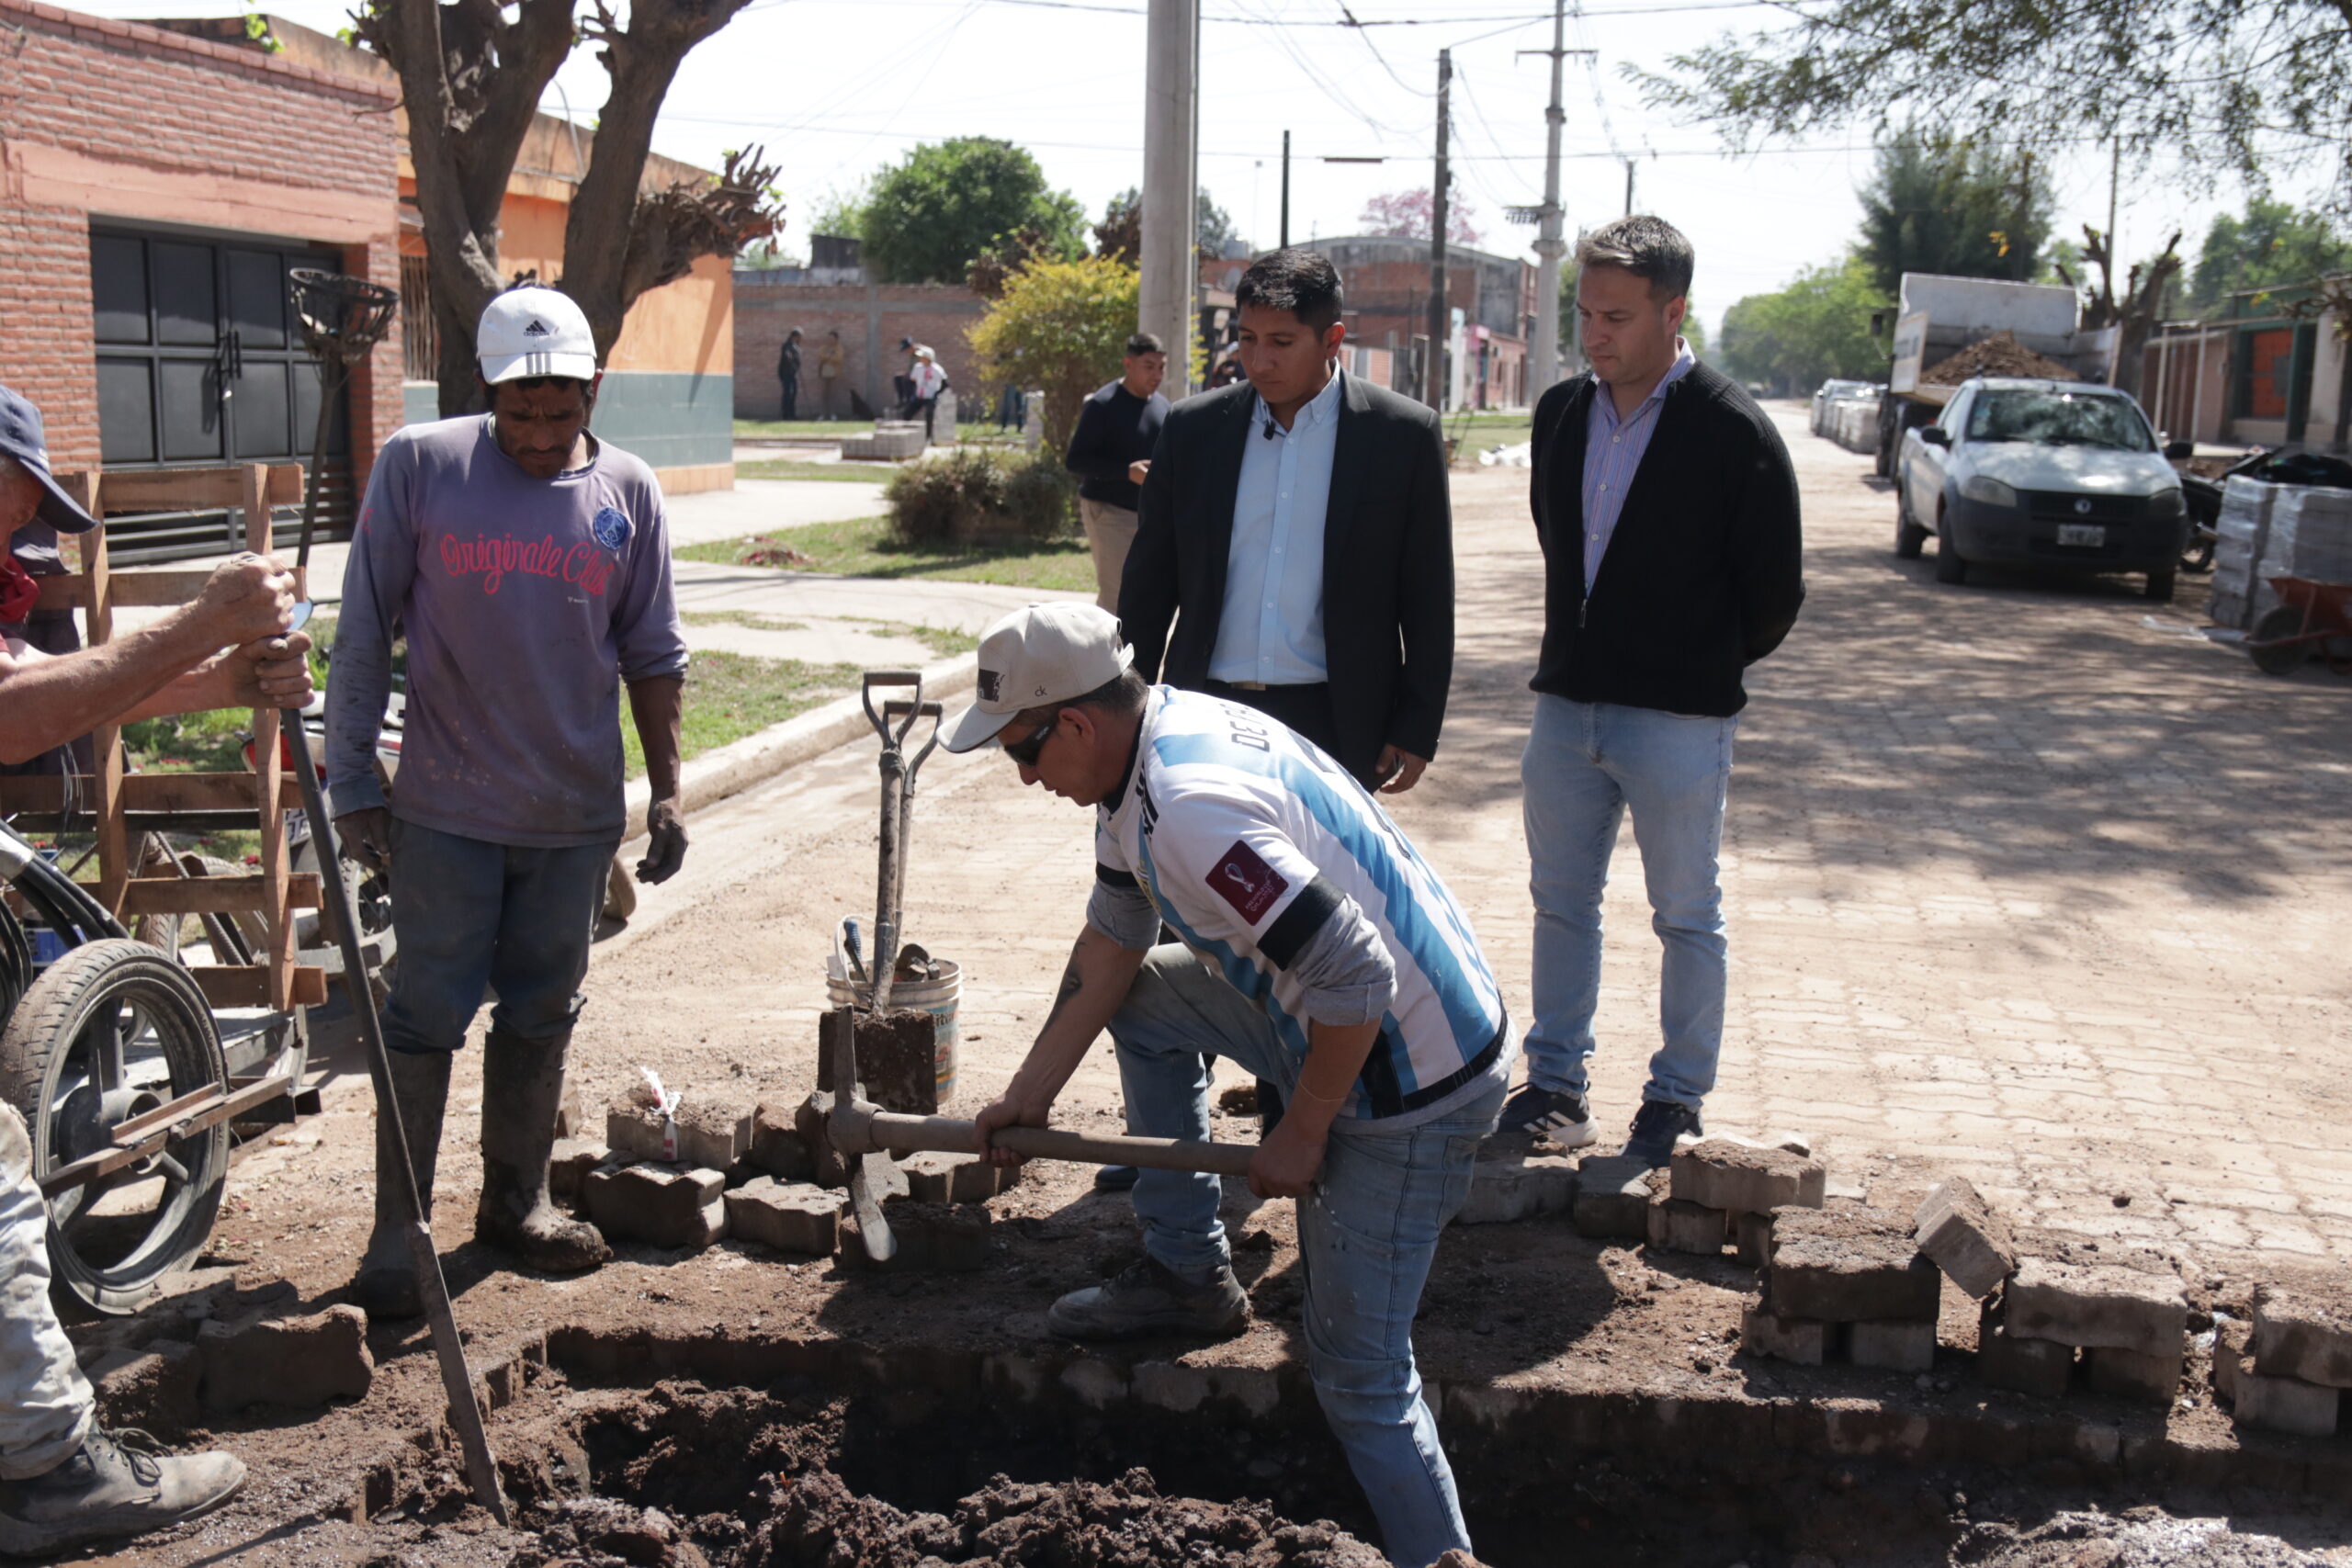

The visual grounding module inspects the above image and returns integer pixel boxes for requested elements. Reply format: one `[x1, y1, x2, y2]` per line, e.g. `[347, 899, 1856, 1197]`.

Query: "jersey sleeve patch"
[1205, 839, 1288, 925]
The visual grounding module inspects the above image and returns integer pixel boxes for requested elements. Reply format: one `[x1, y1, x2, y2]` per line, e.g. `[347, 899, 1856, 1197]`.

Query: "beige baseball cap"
[942, 603, 1134, 753]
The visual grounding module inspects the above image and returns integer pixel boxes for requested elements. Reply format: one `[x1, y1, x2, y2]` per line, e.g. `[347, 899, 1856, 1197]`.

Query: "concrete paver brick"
[198, 1304, 373, 1413]
[1849, 1318, 1938, 1372]
[2252, 1281, 2352, 1388]
[1914, 1176, 2018, 1299]
[724, 1178, 844, 1255]
[1573, 1154, 1659, 1240]
[1457, 1151, 1578, 1225]
[749, 1100, 815, 1181]
[2004, 1258, 2187, 1358]
[1671, 1138, 1826, 1215]
[583, 1161, 729, 1250]
[2233, 1370, 2341, 1438]
[549, 1139, 605, 1200]
[673, 1100, 752, 1170]
[1977, 1309, 2075, 1397]
[1647, 1197, 1729, 1255]
[900, 1150, 1020, 1205]
[1770, 1232, 1940, 1323]
[1740, 1300, 1830, 1366]
[85, 1342, 200, 1434]
[842, 1200, 991, 1273]
[606, 1100, 678, 1165]
[2082, 1344, 2183, 1404]
[1735, 1211, 1774, 1268]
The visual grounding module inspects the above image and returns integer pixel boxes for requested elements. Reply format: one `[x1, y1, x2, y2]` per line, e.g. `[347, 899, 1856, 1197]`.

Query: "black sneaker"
[1623, 1100, 1703, 1167]
[1093, 1164, 1140, 1192]
[1046, 1255, 1250, 1341]
[1496, 1083, 1596, 1148]
[0, 1429, 245, 1556]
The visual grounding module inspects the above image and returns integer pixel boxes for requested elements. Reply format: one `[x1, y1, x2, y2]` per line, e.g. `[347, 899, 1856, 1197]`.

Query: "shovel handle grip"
[866, 1110, 1258, 1178]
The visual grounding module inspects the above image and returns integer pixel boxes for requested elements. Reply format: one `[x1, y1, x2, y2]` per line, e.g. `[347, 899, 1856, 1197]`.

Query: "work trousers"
[778, 374, 799, 421]
[1520, 695, 1737, 1108]
[0, 1104, 92, 1480]
[380, 818, 616, 1056]
[1079, 498, 1138, 615]
[1111, 945, 1502, 1568]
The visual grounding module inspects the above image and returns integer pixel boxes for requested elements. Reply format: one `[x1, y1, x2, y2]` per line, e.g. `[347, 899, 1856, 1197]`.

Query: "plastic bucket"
[823, 953, 960, 1104]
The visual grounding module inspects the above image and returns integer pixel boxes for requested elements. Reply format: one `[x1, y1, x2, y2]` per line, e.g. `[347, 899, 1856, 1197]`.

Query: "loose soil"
[1921, 331, 2079, 385]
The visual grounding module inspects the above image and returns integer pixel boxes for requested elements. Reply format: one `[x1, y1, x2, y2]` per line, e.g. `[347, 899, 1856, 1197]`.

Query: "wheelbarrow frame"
[2246, 576, 2352, 675]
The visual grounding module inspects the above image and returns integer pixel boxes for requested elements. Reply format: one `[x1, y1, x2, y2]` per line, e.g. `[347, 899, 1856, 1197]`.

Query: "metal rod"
[867, 1110, 1260, 1178]
[282, 723, 508, 1523]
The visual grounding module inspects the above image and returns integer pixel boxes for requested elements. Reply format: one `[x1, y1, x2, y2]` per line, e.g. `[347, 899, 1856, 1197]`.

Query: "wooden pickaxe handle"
[865, 1110, 1259, 1178]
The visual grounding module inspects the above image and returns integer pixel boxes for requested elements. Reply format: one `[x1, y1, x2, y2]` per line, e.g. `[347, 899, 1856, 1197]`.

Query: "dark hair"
[1125, 333, 1165, 357]
[488, 375, 594, 400]
[1235, 248, 1344, 333]
[1575, 215, 1694, 300]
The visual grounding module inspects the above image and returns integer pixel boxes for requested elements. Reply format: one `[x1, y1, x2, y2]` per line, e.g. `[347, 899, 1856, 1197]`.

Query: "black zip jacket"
[1530, 359, 1804, 716]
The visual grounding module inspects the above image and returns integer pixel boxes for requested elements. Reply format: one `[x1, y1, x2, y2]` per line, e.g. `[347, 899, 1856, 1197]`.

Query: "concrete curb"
[620, 651, 978, 849]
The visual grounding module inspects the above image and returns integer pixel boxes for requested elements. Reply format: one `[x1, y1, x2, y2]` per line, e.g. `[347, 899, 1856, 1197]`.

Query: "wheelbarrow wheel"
[2249, 606, 2309, 676]
[0, 941, 230, 1316]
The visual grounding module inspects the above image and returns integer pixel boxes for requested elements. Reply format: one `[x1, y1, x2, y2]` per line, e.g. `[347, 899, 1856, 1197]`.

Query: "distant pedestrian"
[1063, 332, 1169, 613]
[817, 330, 845, 420]
[1503, 215, 1804, 1166]
[777, 327, 803, 421]
[909, 347, 948, 442]
[893, 334, 922, 415]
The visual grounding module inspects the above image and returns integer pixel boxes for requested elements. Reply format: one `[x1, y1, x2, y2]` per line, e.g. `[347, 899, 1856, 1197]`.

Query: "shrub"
[885, 447, 1074, 547]
[966, 255, 1140, 455]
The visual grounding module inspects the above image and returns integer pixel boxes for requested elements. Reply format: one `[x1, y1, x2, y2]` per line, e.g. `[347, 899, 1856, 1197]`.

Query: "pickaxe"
[822, 1009, 1258, 1261]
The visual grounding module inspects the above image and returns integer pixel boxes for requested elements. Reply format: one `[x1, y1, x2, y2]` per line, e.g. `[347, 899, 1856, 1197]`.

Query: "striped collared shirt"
[1581, 339, 1695, 591]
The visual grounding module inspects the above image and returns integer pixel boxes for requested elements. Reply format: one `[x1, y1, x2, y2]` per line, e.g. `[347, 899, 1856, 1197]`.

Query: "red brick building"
[733, 271, 989, 421]
[0, 0, 403, 548]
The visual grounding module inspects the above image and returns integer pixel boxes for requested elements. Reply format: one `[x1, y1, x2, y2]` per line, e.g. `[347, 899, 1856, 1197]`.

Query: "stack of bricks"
[1652, 1137, 1826, 1261]
[1743, 1205, 1944, 1371]
[1984, 1258, 2188, 1403]
[580, 1093, 756, 1251]
[2216, 1283, 2350, 1438]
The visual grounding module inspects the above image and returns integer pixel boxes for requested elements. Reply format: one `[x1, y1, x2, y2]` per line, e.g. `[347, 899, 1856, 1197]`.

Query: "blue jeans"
[1109, 945, 1505, 1568]
[381, 818, 616, 1056]
[1521, 695, 1736, 1109]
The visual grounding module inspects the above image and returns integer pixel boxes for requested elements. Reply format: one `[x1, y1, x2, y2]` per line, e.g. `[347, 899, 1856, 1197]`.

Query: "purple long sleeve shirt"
[326, 415, 688, 848]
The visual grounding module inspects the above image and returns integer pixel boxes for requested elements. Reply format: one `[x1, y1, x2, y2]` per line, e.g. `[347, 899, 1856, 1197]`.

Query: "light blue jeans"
[1108, 945, 1504, 1568]
[1521, 695, 1737, 1109]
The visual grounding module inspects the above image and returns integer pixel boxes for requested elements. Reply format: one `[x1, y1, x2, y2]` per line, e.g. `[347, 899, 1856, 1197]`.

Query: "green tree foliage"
[966, 255, 1141, 453]
[1856, 133, 2052, 296]
[1094, 187, 1239, 265]
[860, 138, 1083, 285]
[2187, 199, 2352, 314]
[1639, 1, 2352, 194]
[1680, 310, 1708, 358]
[1716, 254, 1889, 394]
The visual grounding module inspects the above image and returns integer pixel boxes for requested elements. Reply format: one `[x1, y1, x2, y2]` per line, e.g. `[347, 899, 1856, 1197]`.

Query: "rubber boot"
[347, 1047, 454, 1320]
[474, 1028, 610, 1273]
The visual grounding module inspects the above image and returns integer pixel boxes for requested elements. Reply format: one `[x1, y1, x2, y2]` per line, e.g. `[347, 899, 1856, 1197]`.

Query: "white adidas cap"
[942, 603, 1134, 753]
[477, 287, 597, 385]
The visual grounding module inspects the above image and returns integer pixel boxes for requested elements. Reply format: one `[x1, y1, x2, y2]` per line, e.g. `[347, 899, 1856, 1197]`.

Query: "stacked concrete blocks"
[1456, 1147, 1579, 1226]
[2224, 1283, 2350, 1438]
[1656, 1138, 1826, 1258]
[900, 1150, 1022, 1204]
[1745, 1206, 1941, 1372]
[724, 1179, 846, 1256]
[1573, 1155, 1661, 1240]
[582, 1161, 729, 1250]
[1992, 1258, 2188, 1404]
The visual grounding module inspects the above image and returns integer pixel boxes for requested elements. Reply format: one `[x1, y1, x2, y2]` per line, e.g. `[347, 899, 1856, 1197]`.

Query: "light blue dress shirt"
[1209, 366, 1346, 684]
[1581, 338, 1695, 591]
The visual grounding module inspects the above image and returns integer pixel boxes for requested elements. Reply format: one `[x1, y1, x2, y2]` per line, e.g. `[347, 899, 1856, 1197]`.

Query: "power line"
[744, 0, 1806, 21]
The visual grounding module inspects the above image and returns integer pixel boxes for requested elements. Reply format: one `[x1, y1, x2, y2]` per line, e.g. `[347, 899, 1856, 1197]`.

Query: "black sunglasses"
[1001, 716, 1058, 767]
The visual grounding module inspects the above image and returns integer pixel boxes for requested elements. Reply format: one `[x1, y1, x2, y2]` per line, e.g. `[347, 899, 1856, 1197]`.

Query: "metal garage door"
[90, 226, 356, 563]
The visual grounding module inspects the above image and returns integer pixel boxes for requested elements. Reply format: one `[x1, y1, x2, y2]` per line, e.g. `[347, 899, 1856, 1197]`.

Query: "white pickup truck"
[1894, 377, 2191, 601]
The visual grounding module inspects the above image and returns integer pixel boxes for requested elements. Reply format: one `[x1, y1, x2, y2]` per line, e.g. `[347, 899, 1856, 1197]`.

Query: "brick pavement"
[589, 401, 2352, 1278]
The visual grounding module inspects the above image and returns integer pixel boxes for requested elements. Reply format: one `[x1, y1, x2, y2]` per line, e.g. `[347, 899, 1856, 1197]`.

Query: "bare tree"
[356, 0, 781, 415]
[2055, 224, 2183, 399]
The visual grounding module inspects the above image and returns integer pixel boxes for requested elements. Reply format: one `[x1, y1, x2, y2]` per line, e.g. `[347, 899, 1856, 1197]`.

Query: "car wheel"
[1933, 509, 1969, 584]
[2143, 569, 2177, 603]
[1894, 486, 1928, 558]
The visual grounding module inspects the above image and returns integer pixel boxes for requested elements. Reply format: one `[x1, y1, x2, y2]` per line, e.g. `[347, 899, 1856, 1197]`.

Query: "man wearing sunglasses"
[947, 602, 1510, 1568]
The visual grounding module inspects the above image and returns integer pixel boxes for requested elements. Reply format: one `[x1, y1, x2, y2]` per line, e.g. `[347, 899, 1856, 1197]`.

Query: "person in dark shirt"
[776, 328, 803, 421]
[1064, 333, 1170, 612]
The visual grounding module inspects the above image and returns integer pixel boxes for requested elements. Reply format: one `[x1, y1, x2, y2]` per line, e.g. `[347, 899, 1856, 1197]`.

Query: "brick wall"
[0, 0, 401, 472]
[733, 276, 989, 419]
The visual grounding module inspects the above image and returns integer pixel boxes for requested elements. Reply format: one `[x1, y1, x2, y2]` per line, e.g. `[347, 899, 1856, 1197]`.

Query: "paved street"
[588, 401, 2352, 1275]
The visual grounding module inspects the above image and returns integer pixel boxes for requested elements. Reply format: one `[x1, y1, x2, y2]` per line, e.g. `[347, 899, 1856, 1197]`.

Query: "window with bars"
[401, 254, 437, 381]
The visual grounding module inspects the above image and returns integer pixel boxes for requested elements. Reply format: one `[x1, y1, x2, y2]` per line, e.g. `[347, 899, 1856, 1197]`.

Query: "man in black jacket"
[776, 328, 802, 421]
[1065, 333, 1169, 612]
[1121, 248, 1453, 795]
[1502, 216, 1804, 1166]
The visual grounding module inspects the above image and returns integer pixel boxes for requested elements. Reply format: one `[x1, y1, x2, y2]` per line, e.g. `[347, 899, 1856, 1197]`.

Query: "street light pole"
[1521, 0, 1585, 400]
[1281, 130, 1291, 249]
[1143, 0, 1198, 398]
[1424, 48, 1451, 412]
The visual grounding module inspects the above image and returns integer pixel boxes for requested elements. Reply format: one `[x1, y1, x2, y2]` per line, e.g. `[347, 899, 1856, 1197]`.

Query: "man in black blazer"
[1120, 248, 1453, 795]
[1503, 215, 1804, 1167]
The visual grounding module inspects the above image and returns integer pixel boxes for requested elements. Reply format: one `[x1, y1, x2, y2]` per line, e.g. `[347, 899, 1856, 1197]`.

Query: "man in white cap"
[327, 283, 690, 1316]
[952, 603, 1510, 1568]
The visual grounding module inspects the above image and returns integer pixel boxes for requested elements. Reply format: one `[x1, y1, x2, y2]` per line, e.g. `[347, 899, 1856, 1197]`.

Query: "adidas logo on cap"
[524, 319, 551, 337]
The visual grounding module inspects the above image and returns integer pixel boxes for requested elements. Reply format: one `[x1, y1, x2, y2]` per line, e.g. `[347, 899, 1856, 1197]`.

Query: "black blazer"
[1529, 359, 1804, 716]
[1119, 374, 1454, 776]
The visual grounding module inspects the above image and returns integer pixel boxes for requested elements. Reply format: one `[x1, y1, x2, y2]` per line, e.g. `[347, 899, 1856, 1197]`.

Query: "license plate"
[2056, 523, 2105, 547]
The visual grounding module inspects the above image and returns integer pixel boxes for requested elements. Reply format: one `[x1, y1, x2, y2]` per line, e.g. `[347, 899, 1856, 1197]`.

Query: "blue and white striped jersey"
[1093, 686, 1510, 1123]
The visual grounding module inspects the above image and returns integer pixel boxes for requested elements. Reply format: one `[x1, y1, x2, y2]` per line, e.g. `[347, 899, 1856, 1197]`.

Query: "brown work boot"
[347, 1047, 453, 1319]
[0, 1428, 244, 1555]
[1046, 1255, 1249, 1341]
[474, 1028, 609, 1273]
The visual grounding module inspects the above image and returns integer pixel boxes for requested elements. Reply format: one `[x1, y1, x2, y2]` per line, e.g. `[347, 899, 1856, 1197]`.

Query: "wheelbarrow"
[2246, 577, 2352, 676]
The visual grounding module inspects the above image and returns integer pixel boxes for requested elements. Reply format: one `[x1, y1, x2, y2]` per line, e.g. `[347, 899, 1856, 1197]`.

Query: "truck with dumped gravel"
[1875, 273, 2121, 476]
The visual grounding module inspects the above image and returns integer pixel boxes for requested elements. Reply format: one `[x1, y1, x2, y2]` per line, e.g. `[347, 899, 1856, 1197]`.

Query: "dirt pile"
[745, 1466, 1390, 1568]
[1955, 1510, 2331, 1568]
[1921, 330, 2078, 386]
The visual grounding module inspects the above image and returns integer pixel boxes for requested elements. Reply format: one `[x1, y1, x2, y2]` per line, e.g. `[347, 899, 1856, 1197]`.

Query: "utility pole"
[1623, 157, 1636, 218]
[1424, 48, 1451, 412]
[1281, 130, 1291, 249]
[1142, 0, 1198, 398]
[1518, 1, 1590, 400]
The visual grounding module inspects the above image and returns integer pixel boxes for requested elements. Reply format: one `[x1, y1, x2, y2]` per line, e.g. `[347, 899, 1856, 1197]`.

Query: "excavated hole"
[371, 1346, 2351, 1568]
